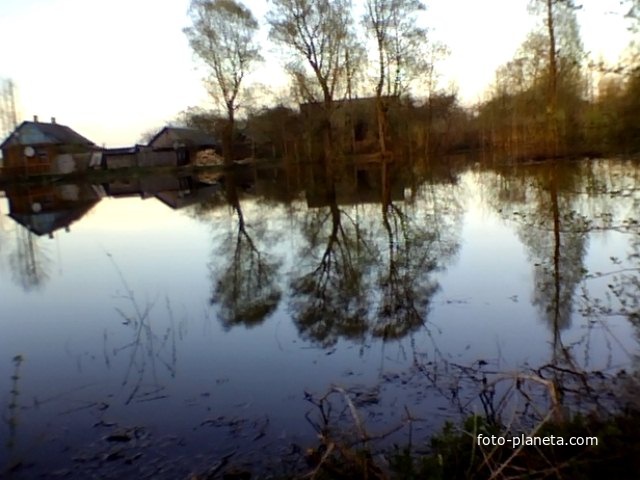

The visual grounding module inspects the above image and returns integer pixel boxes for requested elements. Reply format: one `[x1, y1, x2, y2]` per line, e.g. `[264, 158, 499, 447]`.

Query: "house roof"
[0, 121, 95, 150]
[103, 145, 145, 155]
[147, 126, 219, 149]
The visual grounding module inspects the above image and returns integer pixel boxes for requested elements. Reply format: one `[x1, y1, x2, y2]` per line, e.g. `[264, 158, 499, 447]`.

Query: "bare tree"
[384, 0, 429, 98]
[184, 0, 261, 164]
[267, 0, 359, 163]
[529, 0, 584, 153]
[364, 0, 393, 153]
[268, 0, 355, 108]
[363, 0, 430, 153]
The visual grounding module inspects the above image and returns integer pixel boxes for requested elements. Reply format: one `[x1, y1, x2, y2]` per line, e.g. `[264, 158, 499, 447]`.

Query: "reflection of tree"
[581, 198, 640, 331]
[291, 183, 376, 346]
[210, 174, 281, 329]
[530, 167, 588, 339]
[490, 163, 589, 338]
[8, 227, 51, 291]
[375, 164, 460, 340]
[290, 162, 461, 346]
[500, 162, 640, 416]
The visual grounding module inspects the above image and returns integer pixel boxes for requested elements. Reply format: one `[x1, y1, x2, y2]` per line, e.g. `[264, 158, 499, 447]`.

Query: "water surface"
[1, 159, 639, 477]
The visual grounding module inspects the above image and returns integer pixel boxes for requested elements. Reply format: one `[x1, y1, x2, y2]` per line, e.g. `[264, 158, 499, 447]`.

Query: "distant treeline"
[181, 0, 639, 163]
[182, 66, 639, 163]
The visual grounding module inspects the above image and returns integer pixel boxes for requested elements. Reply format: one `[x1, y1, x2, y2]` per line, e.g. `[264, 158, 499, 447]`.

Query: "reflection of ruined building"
[5, 183, 100, 237]
[0, 117, 98, 175]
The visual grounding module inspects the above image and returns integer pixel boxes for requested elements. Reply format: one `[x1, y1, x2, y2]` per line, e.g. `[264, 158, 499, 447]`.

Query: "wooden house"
[0, 117, 97, 176]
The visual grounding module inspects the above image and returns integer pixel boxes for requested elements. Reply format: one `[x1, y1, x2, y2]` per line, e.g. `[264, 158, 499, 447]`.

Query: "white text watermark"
[476, 434, 598, 448]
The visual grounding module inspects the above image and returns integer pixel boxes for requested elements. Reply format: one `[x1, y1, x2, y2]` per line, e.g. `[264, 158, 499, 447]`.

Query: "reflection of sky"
[435, 191, 541, 365]
[0, 163, 638, 472]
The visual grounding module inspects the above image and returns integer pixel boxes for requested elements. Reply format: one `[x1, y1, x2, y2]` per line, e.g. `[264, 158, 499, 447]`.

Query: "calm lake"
[1, 157, 639, 477]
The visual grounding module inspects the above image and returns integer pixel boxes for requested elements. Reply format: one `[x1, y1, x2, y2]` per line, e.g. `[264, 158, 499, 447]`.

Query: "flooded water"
[1, 158, 639, 477]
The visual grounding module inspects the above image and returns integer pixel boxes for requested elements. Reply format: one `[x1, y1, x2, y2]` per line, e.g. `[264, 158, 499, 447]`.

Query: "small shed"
[147, 127, 221, 166]
[0, 117, 96, 175]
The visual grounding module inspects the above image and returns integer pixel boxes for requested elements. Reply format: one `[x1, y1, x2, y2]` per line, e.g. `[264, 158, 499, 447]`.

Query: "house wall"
[105, 153, 137, 169]
[148, 131, 174, 149]
[104, 150, 180, 169]
[300, 98, 389, 156]
[137, 150, 177, 168]
[1, 145, 55, 175]
[50, 152, 91, 174]
[2, 145, 94, 175]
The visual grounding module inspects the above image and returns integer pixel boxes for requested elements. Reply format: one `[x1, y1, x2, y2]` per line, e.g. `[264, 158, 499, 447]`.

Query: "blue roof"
[0, 121, 95, 150]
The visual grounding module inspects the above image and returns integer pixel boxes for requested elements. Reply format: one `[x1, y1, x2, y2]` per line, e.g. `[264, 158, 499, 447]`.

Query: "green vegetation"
[389, 413, 640, 480]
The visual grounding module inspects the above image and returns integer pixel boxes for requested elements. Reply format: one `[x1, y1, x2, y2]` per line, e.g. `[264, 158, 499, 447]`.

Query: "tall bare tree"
[384, 0, 429, 97]
[529, 0, 584, 153]
[364, 0, 393, 153]
[268, 0, 354, 108]
[184, 0, 261, 164]
[267, 0, 358, 163]
[363, 0, 429, 153]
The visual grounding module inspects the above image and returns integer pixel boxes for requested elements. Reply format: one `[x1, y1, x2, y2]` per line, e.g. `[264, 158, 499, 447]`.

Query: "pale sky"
[0, 0, 633, 147]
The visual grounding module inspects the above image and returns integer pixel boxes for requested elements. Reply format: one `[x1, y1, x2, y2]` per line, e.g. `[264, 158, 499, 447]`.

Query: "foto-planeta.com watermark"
[477, 433, 598, 448]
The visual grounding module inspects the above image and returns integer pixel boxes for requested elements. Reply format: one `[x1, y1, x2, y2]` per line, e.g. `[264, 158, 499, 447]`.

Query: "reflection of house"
[101, 174, 222, 209]
[154, 180, 221, 210]
[305, 164, 405, 208]
[5, 183, 101, 237]
[102, 177, 143, 197]
[0, 117, 98, 175]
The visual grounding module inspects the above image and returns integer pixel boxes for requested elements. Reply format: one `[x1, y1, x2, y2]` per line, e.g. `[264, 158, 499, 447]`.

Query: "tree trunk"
[375, 36, 388, 154]
[546, 0, 559, 156]
[223, 105, 235, 166]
